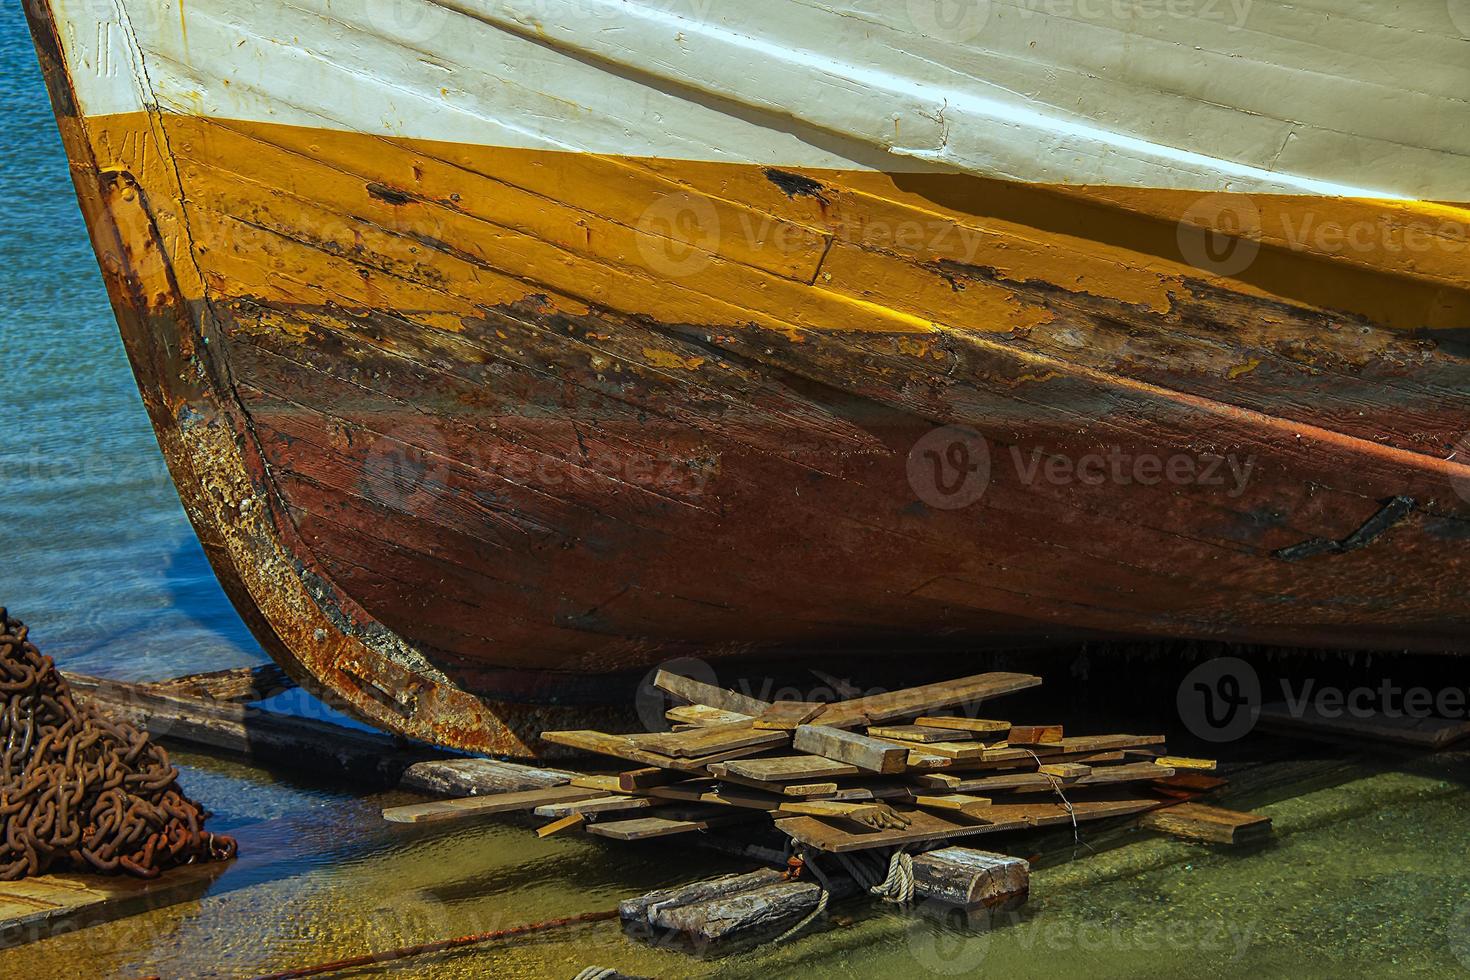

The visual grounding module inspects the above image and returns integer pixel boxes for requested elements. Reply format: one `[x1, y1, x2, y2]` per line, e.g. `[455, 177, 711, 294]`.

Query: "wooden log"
[866, 724, 978, 743]
[915, 717, 1012, 736]
[398, 758, 574, 796]
[911, 848, 1030, 909]
[620, 869, 786, 924]
[713, 756, 861, 782]
[666, 705, 752, 727]
[1008, 725, 1064, 745]
[793, 725, 909, 774]
[653, 670, 772, 716]
[812, 672, 1042, 728]
[382, 786, 605, 825]
[651, 881, 823, 945]
[753, 701, 825, 731]
[1140, 802, 1272, 845]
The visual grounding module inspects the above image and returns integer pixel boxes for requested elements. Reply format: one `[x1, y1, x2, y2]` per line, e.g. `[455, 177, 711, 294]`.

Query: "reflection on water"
[2, 747, 1467, 979]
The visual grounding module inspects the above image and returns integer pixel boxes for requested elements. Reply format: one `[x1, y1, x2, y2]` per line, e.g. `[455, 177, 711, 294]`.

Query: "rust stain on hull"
[22, 3, 1470, 756]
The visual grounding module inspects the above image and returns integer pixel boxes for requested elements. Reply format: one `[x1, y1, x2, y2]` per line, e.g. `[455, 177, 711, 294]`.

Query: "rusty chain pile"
[0, 608, 237, 881]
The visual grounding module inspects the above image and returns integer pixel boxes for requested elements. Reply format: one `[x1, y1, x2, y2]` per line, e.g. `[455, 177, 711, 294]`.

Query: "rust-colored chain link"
[0, 608, 237, 881]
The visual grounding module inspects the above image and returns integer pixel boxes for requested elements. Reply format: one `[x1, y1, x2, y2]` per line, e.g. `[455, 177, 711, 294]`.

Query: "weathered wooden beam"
[382, 786, 606, 825]
[713, 756, 861, 782]
[812, 672, 1042, 728]
[753, 701, 824, 731]
[915, 717, 1011, 736]
[666, 705, 752, 727]
[911, 848, 1030, 909]
[1140, 802, 1272, 845]
[653, 670, 772, 717]
[632, 721, 789, 758]
[400, 758, 574, 796]
[146, 663, 294, 702]
[65, 672, 440, 785]
[867, 724, 979, 743]
[793, 725, 909, 774]
[1008, 725, 1064, 746]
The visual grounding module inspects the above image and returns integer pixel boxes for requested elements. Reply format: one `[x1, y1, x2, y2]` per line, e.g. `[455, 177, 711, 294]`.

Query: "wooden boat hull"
[25, 0, 1470, 754]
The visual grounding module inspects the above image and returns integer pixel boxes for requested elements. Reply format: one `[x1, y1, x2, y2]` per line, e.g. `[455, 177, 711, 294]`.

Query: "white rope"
[571, 968, 618, 980]
[835, 850, 915, 904]
[773, 849, 834, 944]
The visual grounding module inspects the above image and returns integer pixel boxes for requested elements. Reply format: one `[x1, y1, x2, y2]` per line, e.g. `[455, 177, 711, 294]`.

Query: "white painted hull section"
[50, 0, 1470, 199]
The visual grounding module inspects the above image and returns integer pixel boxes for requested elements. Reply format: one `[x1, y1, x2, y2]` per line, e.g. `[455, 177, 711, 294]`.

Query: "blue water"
[0, 6, 263, 681]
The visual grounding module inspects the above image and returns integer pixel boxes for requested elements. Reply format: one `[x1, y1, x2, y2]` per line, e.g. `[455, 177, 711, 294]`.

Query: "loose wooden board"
[713, 755, 861, 782]
[866, 724, 978, 743]
[812, 672, 1042, 728]
[793, 725, 909, 774]
[653, 670, 772, 717]
[0, 861, 230, 951]
[1141, 802, 1272, 845]
[754, 701, 825, 731]
[777, 794, 1160, 852]
[1008, 725, 1065, 745]
[586, 808, 756, 841]
[534, 795, 660, 818]
[632, 721, 788, 758]
[666, 705, 753, 727]
[541, 730, 768, 771]
[914, 761, 1174, 793]
[915, 717, 1012, 735]
[383, 786, 606, 824]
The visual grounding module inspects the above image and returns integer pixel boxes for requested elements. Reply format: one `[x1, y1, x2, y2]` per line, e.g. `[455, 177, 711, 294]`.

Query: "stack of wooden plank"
[386, 669, 1242, 854]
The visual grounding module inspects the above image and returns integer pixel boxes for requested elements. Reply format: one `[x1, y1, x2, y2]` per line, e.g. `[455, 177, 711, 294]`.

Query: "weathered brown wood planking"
[812, 673, 1044, 728]
[1140, 803, 1273, 845]
[0, 862, 230, 951]
[793, 726, 909, 774]
[713, 756, 861, 782]
[383, 786, 605, 825]
[778, 795, 1162, 852]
